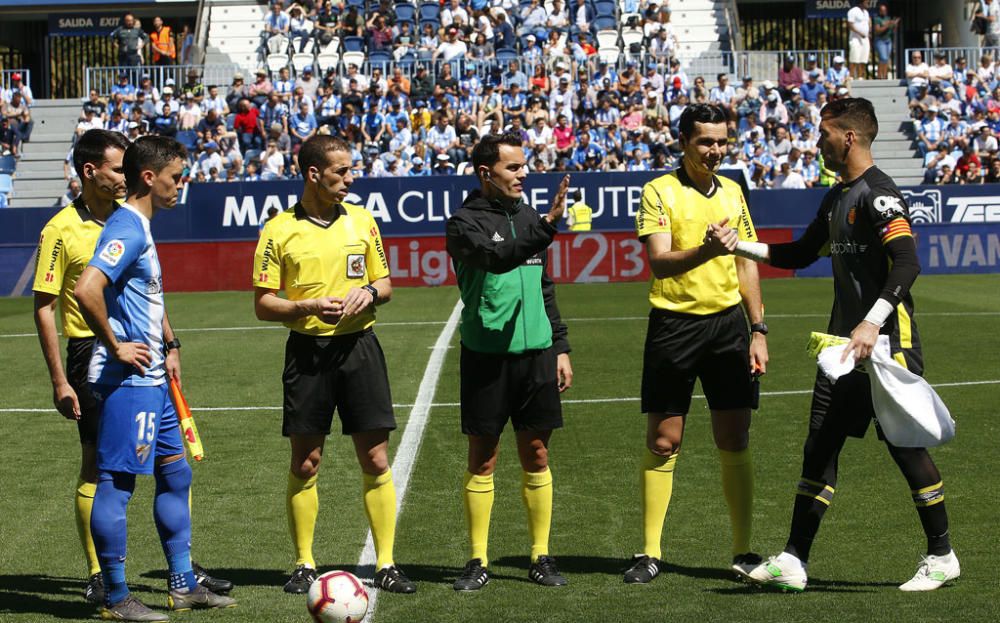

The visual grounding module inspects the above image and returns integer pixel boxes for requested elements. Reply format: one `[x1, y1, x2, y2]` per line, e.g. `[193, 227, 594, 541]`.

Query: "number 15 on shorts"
[135, 411, 156, 464]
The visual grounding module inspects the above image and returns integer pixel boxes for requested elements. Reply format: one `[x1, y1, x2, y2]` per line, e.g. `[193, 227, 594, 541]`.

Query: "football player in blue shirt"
[75, 136, 236, 621]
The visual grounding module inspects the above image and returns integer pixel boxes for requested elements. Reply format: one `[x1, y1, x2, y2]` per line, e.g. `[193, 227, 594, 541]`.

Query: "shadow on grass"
[707, 575, 898, 595]
[0, 574, 151, 619]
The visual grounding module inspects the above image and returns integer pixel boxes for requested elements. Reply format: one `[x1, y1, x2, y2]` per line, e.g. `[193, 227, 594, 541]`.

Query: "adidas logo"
[491, 232, 505, 242]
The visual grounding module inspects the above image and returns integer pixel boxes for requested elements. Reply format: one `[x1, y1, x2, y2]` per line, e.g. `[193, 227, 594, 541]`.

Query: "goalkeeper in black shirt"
[709, 98, 959, 592]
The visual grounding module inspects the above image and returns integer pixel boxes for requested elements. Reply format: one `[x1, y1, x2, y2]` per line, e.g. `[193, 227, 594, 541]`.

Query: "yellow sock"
[363, 469, 397, 570]
[75, 479, 100, 576]
[286, 472, 318, 568]
[719, 448, 754, 556]
[463, 471, 494, 567]
[521, 468, 554, 563]
[641, 450, 677, 560]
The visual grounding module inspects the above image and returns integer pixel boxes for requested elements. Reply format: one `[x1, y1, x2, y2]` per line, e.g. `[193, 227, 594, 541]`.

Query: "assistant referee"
[624, 104, 769, 584]
[252, 135, 416, 595]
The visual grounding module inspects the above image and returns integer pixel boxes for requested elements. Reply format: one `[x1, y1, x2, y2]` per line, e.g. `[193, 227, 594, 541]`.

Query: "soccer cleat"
[623, 555, 662, 584]
[453, 558, 490, 591]
[899, 551, 960, 592]
[373, 565, 417, 594]
[168, 583, 237, 611]
[284, 565, 318, 594]
[193, 561, 234, 595]
[731, 552, 764, 580]
[99, 595, 169, 621]
[746, 554, 808, 592]
[528, 555, 568, 587]
[85, 572, 105, 604]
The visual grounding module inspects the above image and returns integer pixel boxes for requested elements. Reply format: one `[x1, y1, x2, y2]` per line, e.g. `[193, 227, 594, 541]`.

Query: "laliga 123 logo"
[98, 239, 126, 265]
[901, 189, 941, 224]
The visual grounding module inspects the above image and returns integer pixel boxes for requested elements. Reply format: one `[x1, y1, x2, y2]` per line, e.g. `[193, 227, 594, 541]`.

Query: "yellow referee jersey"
[253, 202, 390, 337]
[636, 168, 757, 315]
[32, 202, 109, 338]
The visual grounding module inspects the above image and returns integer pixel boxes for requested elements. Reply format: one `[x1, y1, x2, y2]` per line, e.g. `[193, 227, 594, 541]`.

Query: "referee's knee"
[647, 439, 679, 458]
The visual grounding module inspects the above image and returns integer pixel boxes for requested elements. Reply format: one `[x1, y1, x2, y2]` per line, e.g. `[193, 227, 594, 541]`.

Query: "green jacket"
[446, 190, 569, 355]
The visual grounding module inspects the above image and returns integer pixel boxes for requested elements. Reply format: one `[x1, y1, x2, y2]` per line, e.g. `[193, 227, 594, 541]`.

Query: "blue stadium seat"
[346, 0, 365, 8]
[342, 36, 366, 52]
[368, 50, 392, 72]
[592, 15, 616, 31]
[595, 0, 616, 17]
[418, 2, 440, 21]
[176, 130, 199, 152]
[225, 113, 236, 132]
[419, 18, 440, 33]
[0, 174, 12, 196]
[397, 51, 417, 68]
[0, 155, 15, 175]
[395, 2, 416, 23]
[495, 48, 519, 63]
[244, 149, 262, 165]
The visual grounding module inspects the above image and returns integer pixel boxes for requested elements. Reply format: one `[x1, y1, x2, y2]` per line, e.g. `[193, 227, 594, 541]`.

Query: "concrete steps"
[8, 98, 80, 207]
[851, 79, 924, 186]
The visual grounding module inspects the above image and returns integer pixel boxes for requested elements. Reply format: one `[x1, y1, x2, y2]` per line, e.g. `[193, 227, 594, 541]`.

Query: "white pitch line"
[356, 299, 463, 622]
[2, 310, 997, 340]
[3, 379, 997, 415]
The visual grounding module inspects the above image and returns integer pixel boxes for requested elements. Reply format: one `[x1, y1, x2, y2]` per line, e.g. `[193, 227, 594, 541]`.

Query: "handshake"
[703, 218, 739, 256]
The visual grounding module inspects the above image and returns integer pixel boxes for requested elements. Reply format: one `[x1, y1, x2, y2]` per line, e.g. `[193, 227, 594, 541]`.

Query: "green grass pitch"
[1, 275, 998, 622]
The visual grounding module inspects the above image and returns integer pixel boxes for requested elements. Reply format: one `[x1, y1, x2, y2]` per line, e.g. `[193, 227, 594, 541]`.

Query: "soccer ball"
[306, 570, 369, 623]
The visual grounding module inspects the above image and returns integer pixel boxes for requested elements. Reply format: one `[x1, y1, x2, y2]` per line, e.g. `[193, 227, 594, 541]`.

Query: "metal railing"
[723, 0, 743, 53]
[903, 46, 990, 68]
[735, 49, 845, 84]
[1, 69, 31, 91]
[84, 64, 243, 97]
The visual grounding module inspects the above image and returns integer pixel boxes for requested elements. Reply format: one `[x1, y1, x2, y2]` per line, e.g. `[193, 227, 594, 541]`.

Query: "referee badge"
[347, 254, 366, 278]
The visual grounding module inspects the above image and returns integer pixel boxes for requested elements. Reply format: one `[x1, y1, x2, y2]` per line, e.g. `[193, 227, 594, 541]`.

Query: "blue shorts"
[91, 383, 184, 474]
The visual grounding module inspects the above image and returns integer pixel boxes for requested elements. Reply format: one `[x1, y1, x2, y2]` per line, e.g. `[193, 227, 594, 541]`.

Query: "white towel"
[816, 335, 956, 447]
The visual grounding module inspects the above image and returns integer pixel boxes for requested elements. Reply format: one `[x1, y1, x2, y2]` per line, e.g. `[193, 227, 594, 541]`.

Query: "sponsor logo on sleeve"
[98, 239, 126, 265]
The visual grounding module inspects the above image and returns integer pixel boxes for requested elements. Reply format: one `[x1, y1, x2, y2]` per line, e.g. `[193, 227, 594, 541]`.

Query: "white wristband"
[864, 298, 895, 327]
[734, 240, 770, 262]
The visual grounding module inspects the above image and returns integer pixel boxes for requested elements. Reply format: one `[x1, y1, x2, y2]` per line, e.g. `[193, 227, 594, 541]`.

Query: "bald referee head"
[817, 97, 877, 178]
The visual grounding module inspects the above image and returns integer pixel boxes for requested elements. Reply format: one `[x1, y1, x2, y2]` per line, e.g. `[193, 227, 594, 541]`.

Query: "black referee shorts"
[67, 337, 101, 445]
[641, 305, 752, 415]
[460, 345, 563, 437]
[809, 347, 924, 440]
[282, 329, 396, 437]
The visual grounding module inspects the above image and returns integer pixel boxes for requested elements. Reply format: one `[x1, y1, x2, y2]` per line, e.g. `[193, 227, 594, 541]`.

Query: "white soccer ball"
[306, 570, 369, 623]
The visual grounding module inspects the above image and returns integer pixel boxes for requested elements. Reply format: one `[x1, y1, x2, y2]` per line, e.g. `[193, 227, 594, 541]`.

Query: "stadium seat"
[419, 1, 440, 21]
[395, 2, 417, 23]
[0, 155, 15, 174]
[316, 52, 340, 73]
[292, 52, 316, 74]
[496, 48, 519, 63]
[267, 52, 290, 73]
[0, 173, 14, 195]
[319, 37, 340, 54]
[397, 51, 417, 68]
[176, 131, 199, 152]
[368, 50, 392, 72]
[596, 29, 619, 49]
[267, 34, 290, 56]
[244, 149, 262, 165]
[595, 0, 616, 16]
[597, 46, 620, 65]
[621, 28, 643, 50]
[342, 50, 366, 68]
[225, 113, 236, 131]
[419, 18, 440, 33]
[342, 36, 365, 52]
[291, 37, 315, 56]
[592, 15, 616, 31]
[346, 0, 365, 8]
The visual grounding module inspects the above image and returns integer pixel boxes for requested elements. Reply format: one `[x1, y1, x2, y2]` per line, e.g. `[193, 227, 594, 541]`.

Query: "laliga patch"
[99, 239, 126, 265]
[346, 254, 366, 278]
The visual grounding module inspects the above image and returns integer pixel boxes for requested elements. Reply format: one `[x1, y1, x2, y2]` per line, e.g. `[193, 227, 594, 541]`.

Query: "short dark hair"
[821, 97, 879, 145]
[678, 103, 729, 139]
[298, 135, 351, 177]
[123, 135, 187, 194]
[73, 129, 130, 181]
[471, 131, 524, 173]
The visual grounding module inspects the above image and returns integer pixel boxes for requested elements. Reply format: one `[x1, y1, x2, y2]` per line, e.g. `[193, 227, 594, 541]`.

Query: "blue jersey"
[87, 204, 166, 387]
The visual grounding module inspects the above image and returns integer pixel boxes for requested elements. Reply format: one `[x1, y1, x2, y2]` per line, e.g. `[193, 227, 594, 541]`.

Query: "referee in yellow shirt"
[32, 129, 230, 602]
[252, 135, 416, 595]
[623, 104, 769, 584]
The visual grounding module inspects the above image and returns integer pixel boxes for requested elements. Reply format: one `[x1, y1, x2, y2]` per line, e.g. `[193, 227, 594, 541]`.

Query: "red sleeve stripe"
[881, 218, 912, 243]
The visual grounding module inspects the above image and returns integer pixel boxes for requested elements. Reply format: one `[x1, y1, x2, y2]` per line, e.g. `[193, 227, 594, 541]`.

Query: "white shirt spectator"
[928, 62, 954, 85]
[436, 39, 468, 62]
[847, 5, 870, 41]
[201, 94, 227, 114]
[773, 168, 806, 189]
[990, 0, 1000, 38]
[261, 150, 285, 177]
[709, 84, 736, 105]
[426, 124, 457, 151]
[197, 151, 224, 177]
[974, 132, 998, 153]
[906, 61, 930, 87]
[442, 3, 469, 26]
[527, 124, 552, 146]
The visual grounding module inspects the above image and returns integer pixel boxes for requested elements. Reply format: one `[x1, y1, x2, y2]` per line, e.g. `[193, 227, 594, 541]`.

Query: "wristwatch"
[362, 284, 379, 305]
[750, 322, 769, 336]
[164, 338, 182, 352]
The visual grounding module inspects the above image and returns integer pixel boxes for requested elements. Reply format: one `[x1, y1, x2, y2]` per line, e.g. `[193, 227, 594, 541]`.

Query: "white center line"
[356, 299, 463, 622]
